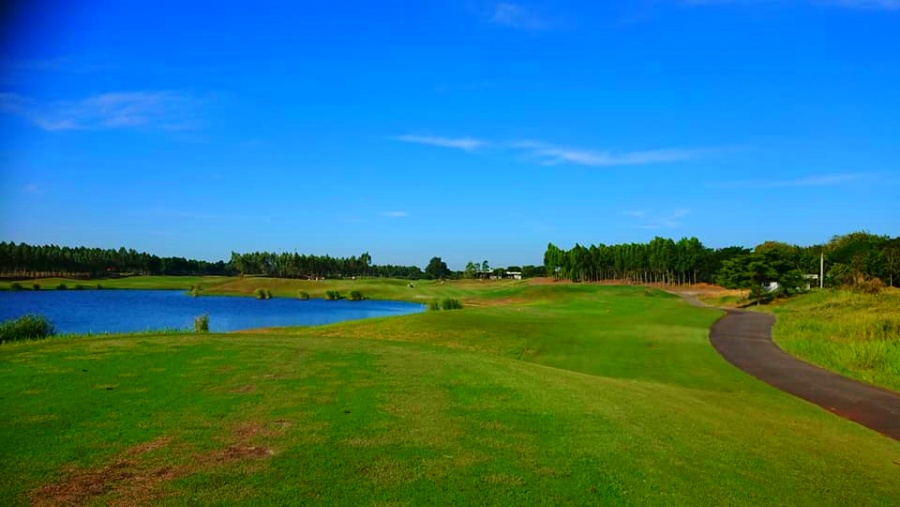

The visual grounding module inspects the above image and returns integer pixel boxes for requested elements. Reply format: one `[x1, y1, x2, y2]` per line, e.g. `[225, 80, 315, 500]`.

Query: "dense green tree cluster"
[544, 232, 900, 289]
[0, 242, 231, 278]
[544, 237, 724, 284]
[229, 251, 424, 279]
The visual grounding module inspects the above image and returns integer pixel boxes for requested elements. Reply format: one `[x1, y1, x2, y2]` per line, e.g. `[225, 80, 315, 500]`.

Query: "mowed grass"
[1, 284, 899, 505]
[768, 289, 900, 392]
[0, 275, 232, 291]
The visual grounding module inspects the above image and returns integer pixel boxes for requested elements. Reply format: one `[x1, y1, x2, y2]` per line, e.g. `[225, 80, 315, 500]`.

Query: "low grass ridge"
[2, 284, 898, 504]
[768, 289, 900, 392]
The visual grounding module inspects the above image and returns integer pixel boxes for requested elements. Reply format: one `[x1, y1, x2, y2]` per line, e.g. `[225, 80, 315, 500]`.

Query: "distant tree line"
[0, 242, 232, 278]
[229, 251, 427, 279]
[544, 231, 900, 289]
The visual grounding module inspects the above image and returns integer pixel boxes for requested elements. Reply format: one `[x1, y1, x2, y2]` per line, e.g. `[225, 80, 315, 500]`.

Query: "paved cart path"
[709, 308, 900, 441]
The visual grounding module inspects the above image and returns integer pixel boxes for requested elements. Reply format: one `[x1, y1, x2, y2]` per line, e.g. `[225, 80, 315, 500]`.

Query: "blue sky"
[1, 0, 898, 269]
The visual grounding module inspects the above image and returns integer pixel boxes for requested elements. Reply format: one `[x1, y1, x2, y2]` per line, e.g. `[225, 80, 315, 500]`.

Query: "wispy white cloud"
[490, 2, 551, 29]
[682, 0, 899, 10]
[0, 91, 201, 131]
[707, 173, 870, 189]
[513, 141, 713, 167]
[629, 208, 691, 229]
[382, 211, 409, 218]
[394, 134, 486, 151]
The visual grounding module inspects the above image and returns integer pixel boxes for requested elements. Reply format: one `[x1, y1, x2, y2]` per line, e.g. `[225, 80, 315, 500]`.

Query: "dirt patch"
[230, 385, 257, 394]
[30, 436, 175, 507]
[30, 421, 279, 506]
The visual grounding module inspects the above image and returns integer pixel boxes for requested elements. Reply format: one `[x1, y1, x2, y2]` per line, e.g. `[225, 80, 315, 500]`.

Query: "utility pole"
[820, 252, 824, 289]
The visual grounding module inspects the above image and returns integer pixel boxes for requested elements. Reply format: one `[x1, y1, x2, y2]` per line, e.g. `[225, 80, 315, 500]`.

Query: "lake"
[0, 290, 424, 334]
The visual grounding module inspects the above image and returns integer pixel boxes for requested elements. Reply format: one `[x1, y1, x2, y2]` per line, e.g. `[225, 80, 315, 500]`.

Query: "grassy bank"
[768, 289, 900, 392]
[1, 284, 898, 505]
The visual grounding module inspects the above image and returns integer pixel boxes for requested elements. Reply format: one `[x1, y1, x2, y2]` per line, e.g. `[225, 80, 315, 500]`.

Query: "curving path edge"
[709, 309, 900, 441]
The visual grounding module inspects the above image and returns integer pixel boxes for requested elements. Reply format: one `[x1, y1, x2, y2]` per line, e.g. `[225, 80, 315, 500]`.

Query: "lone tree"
[425, 257, 451, 280]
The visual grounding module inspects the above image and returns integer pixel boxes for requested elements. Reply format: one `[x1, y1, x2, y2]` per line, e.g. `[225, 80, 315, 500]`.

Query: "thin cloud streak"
[382, 211, 409, 218]
[0, 91, 201, 131]
[707, 173, 870, 189]
[513, 141, 713, 167]
[490, 3, 550, 29]
[394, 135, 486, 151]
[629, 208, 691, 229]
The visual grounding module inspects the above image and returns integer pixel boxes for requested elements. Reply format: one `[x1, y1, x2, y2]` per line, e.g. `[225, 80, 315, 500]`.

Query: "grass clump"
[32, 284, 40, 291]
[428, 298, 463, 311]
[189, 286, 202, 297]
[194, 314, 210, 333]
[0, 314, 56, 343]
[349, 290, 364, 301]
[441, 297, 463, 310]
[254, 288, 273, 300]
[297, 291, 310, 300]
[56, 283, 67, 290]
[74, 284, 85, 290]
[770, 289, 900, 391]
[10, 282, 23, 291]
[325, 290, 341, 301]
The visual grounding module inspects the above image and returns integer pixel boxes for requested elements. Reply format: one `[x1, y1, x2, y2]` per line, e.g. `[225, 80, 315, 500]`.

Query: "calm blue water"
[0, 290, 424, 334]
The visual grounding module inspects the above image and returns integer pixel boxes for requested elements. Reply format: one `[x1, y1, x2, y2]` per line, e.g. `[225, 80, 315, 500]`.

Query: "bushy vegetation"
[56, 283, 67, 290]
[0, 314, 56, 343]
[254, 288, 273, 300]
[429, 297, 463, 311]
[32, 284, 40, 290]
[325, 290, 341, 301]
[349, 290, 364, 301]
[770, 290, 900, 391]
[10, 282, 22, 291]
[297, 291, 310, 300]
[194, 314, 210, 333]
[189, 286, 202, 297]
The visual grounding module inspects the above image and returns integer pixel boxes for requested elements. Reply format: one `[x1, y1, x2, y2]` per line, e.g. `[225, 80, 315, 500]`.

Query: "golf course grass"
[1, 281, 898, 505]
[768, 289, 900, 392]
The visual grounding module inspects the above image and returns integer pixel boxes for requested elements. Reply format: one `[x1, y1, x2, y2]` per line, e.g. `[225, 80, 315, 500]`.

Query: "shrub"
[189, 287, 202, 297]
[194, 314, 210, 333]
[298, 291, 310, 300]
[325, 290, 341, 301]
[349, 290, 364, 301]
[32, 284, 40, 291]
[254, 288, 272, 300]
[10, 282, 23, 291]
[96, 284, 103, 290]
[441, 298, 463, 311]
[56, 283, 68, 290]
[0, 314, 56, 343]
[854, 278, 884, 295]
[427, 299, 441, 311]
[74, 284, 85, 290]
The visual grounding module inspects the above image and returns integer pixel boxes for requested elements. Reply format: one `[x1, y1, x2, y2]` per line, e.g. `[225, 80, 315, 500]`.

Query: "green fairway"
[1, 283, 898, 505]
[768, 289, 900, 392]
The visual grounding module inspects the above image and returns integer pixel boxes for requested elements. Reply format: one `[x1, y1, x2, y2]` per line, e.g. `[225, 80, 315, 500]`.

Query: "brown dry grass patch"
[30, 422, 278, 506]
